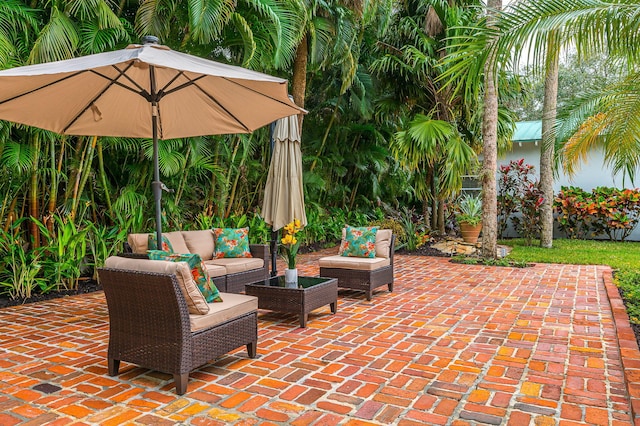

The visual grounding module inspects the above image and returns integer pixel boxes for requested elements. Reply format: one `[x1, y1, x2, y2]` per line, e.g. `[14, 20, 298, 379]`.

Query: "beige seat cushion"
[207, 258, 265, 275]
[128, 231, 191, 255]
[181, 230, 215, 261]
[103, 256, 209, 315]
[189, 292, 257, 332]
[204, 263, 227, 278]
[340, 228, 393, 259]
[319, 255, 390, 271]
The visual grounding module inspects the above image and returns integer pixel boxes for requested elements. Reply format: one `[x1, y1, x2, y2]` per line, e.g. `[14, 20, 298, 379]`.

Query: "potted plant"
[281, 219, 302, 285]
[456, 194, 483, 243]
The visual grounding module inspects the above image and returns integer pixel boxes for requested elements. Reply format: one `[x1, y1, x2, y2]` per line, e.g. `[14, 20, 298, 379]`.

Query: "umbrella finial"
[142, 35, 159, 45]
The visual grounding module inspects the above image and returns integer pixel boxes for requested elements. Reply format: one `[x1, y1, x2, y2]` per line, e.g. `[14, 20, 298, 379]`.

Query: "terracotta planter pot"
[459, 222, 482, 244]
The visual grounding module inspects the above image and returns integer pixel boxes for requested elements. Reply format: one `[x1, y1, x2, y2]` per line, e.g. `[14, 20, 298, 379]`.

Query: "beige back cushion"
[103, 256, 210, 315]
[340, 228, 392, 259]
[181, 230, 215, 261]
[375, 229, 393, 259]
[163, 231, 190, 254]
[128, 231, 191, 255]
[128, 233, 149, 254]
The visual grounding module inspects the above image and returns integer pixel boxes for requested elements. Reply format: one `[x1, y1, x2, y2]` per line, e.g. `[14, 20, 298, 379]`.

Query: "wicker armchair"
[98, 265, 258, 395]
[319, 231, 395, 301]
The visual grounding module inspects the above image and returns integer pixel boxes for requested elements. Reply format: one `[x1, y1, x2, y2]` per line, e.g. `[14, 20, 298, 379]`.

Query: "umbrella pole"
[269, 121, 278, 276]
[150, 65, 163, 251]
[152, 134, 162, 251]
[270, 228, 278, 277]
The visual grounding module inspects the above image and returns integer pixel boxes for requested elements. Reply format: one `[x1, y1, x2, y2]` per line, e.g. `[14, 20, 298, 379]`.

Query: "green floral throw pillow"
[148, 234, 174, 253]
[147, 251, 223, 303]
[212, 227, 253, 258]
[340, 226, 378, 258]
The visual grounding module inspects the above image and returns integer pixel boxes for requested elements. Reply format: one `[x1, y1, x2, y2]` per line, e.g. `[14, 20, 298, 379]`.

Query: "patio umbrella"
[262, 114, 307, 274]
[0, 36, 303, 249]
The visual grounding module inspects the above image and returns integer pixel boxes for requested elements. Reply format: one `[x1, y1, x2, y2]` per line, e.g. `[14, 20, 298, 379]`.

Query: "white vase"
[284, 268, 298, 287]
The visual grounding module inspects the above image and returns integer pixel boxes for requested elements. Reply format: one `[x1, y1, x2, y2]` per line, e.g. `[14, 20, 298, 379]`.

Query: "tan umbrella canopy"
[0, 36, 303, 249]
[262, 114, 307, 274]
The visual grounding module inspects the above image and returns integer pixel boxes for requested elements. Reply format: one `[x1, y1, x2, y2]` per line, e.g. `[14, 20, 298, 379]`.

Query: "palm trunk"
[437, 196, 445, 235]
[226, 138, 250, 218]
[292, 34, 308, 127]
[29, 132, 41, 248]
[223, 136, 242, 218]
[3, 197, 18, 232]
[96, 138, 113, 218]
[480, 0, 501, 259]
[430, 170, 437, 231]
[71, 136, 97, 223]
[540, 34, 560, 248]
[45, 137, 58, 232]
[64, 136, 84, 207]
[175, 143, 191, 205]
[206, 143, 221, 217]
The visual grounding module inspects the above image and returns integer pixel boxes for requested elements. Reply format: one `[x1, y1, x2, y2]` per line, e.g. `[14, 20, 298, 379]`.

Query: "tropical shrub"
[396, 208, 419, 250]
[555, 186, 640, 241]
[36, 216, 90, 291]
[87, 220, 130, 280]
[371, 217, 406, 247]
[510, 182, 544, 246]
[0, 219, 51, 299]
[497, 159, 543, 244]
[554, 186, 597, 239]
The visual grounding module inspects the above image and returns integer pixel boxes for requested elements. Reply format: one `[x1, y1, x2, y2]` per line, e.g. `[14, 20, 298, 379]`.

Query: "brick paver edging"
[604, 269, 640, 424]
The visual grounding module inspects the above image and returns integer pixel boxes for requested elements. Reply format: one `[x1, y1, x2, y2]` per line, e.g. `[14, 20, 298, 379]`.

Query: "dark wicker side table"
[245, 276, 338, 327]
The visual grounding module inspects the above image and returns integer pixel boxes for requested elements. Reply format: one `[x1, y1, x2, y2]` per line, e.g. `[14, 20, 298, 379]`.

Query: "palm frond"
[557, 71, 640, 179]
[135, 0, 174, 41]
[227, 12, 256, 67]
[29, 6, 79, 63]
[189, 0, 234, 43]
[1, 141, 34, 174]
[241, 0, 304, 68]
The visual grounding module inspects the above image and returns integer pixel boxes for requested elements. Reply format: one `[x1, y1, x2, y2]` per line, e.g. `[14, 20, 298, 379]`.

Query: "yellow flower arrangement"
[281, 219, 302, 269]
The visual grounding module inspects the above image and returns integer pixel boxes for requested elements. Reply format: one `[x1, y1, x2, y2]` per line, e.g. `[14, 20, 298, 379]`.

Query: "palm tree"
[539, 33, 560, 248]
[481, 0, 501, 258]
[371, 0, 486, 233]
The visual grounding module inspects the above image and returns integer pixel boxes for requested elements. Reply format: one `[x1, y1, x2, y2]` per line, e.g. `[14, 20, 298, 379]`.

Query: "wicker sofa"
[99, 256, 259, 395]
[319, 229, 395, 301]
[127, 230, 269, 293]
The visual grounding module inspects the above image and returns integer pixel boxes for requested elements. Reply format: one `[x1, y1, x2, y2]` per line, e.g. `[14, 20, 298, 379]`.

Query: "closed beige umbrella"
[0, 36, 303, 249]
[262, 114, 307, 231]
[262, 114, 307, 275]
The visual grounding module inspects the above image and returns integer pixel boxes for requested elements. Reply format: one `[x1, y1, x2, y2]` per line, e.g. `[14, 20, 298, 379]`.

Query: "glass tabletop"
[254, 275, 332, 289]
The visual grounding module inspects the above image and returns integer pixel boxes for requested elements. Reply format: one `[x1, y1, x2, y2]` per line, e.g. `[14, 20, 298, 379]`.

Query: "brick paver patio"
[1, 250, 639, 425]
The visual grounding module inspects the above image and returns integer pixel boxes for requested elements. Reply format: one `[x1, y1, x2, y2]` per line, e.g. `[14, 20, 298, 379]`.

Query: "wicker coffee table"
[245, 276, 338, 327]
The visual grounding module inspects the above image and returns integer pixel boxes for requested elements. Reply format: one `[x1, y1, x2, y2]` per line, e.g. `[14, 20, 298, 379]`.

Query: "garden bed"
[0, 278, 101, 309]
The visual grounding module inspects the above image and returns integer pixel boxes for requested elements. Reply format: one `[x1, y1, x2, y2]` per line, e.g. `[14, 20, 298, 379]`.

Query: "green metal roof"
[513, 120, 541, 142]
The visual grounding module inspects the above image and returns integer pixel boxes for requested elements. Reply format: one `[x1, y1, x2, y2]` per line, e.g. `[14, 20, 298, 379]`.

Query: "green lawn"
[501, 238, 640, 271]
